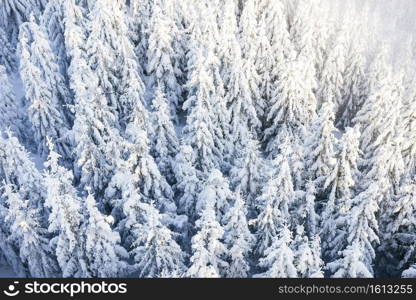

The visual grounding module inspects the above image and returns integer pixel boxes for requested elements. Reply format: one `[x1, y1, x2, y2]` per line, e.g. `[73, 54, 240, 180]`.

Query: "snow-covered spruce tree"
[68, 18, 123, 197]
[257, 0, 293, 121]
[3, 183, 58, 277]
[129, 202, 186, 278]
[0, 27, 16, 73]
[196, 0, 230, 168]
[353, 46, 397, 162]
[127, 0, 153, 71]
[218, 0, 260, 148]
[187, 192, 228, 278]
[87, 0, 146, 127]
[72, 82, 123, 196]
[317, 28, 347, 111]
[41, 0, 69, 77]
[320, 126, 361, 261]
[172, 145, 202, 221]
[0, 196, 26, 276]
[83, 192, 127, 277]
[124, 122, 176, 216]
[0, 65, 24, 137]
[196, 169, 232, 224]
[43, 143, 86, 277]
[62, 0, 88, 62]
[355, 50, 405, 268]
[292, 226, 324, 278]
[288, 0, 317, 114]
[0, 136, 46, 279]
[303, 101, 337, 199]
[229, 135, 265, 214]
[328, 241, 373, 278]
[19, 20, 72, 160]
[263, 57, 315, 159]
[0, 0, 45, 44]
[378, 177, 416, 276]
[401, 75, 416, 174]
[295, 180, 319, 238]
[0, 131, 45, 210]
[147, 0, 182, 117]
[238, 0, 263, 120]
[254, 225, 298, 278]
[254, 148, 295, 257]
[182, 46, 223, 173]
[337, 33, 368, 129]
[328, 183, 380, 277]
[312, 4, 332, 84]
[223, 191, 254, 278]
[150, 86, 179, 184]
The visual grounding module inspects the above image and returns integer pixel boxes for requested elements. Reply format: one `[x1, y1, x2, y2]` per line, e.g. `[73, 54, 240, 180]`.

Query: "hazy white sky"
[327, 0, 416, 66]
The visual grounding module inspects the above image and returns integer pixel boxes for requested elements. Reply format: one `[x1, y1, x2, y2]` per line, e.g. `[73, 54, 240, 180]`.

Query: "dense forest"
[0, 0, 416, 278]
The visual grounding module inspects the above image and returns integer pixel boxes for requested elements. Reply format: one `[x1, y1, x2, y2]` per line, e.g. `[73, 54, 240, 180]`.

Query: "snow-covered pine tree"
[0, 27, 16, 73]
[127, 0, 153, 72]
[87, 0, 146, 127]
[62, 0, 88, 62]
[83, 192, 127, 277]
[327, 241, 373, 278]
[254, 225, 298, 278]
[353, 46, 396, 160]
[229, 136, 265, 214]
[0, 196, 26, 276]
[223, 190, 254, 278]
[328, 183, 379, 277]
[124, 125, 176, 216]
[129, 202, 186, 278]
[0, 65, 24, 138]
[292, 226, 324, 278]
[172, 145, 202, 222]
[182, 46, 223, 172]
[295, 180, 319, 237]
[303, 101, 337, 199]
[401, 73, 416, 175]
[317, 27, 347, 111]
[257, 0, 293, 122]
[378, 176, 416, 276]
[41, 0, 69, 77]
[0, 131, 45, 211]
[288, 0, 317, 114]
[147, 0, 182, 117]
[238, 0, 263, 120]
[312, 4, 332, 84]
[196, 169, 232, 224]
[68, 12, 123, 197]
[354, 50, 405, 268]
[0, 0, 44, 44]
[263, 57, 315, 159]
[187, 192, 228, 278]
[19, 20, 72, 160]
[218, 0, 260, 149]
[320, 126, 361, 261]
[150, 86, 179, 184]
[254, 147, 295, 257]
[43, 142, 86, 277]
[337, 33, 368, 129]
[3, 183, 58, 277]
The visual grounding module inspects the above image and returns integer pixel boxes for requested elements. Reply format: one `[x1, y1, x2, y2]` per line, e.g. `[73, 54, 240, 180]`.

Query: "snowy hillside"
[0, 0, 416, 278]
